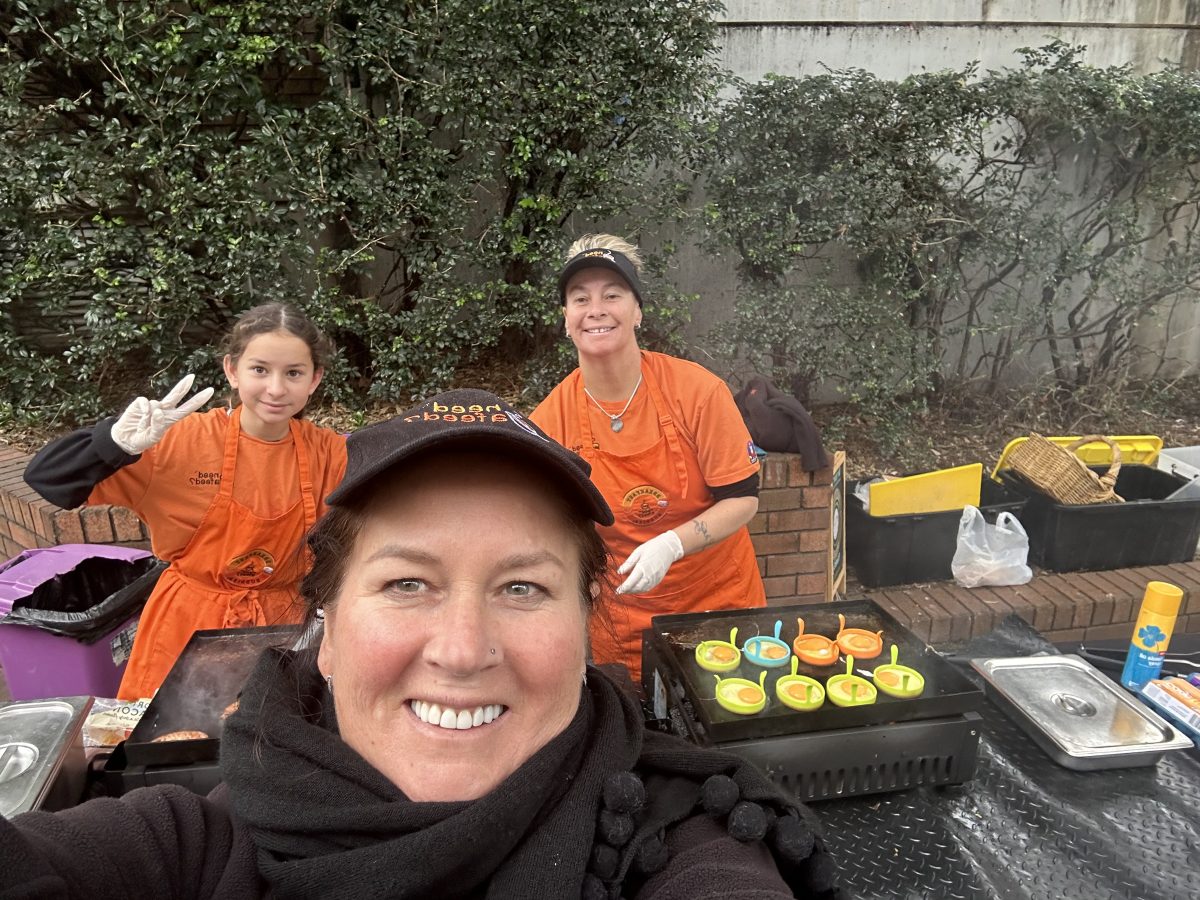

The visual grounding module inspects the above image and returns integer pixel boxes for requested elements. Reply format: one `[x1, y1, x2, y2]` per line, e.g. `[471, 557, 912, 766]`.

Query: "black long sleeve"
[23, 416, 140, 509]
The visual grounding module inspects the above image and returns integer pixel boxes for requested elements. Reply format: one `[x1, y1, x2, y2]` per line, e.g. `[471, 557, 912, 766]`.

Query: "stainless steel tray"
[971, 654, 1193, 770]
[0, 696, 93, 817]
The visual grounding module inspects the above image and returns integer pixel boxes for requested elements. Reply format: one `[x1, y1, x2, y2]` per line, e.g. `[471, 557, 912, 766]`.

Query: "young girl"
[25, 303, 348, 699]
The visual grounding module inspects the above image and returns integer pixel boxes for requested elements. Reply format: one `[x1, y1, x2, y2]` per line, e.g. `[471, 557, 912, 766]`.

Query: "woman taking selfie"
[24, 303, 347, 699]
[532, 235, 767, 680]
[3, 390, 844, 900]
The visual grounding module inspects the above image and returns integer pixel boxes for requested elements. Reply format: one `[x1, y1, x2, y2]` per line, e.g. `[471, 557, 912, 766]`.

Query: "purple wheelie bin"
[0, 544, 164, 700]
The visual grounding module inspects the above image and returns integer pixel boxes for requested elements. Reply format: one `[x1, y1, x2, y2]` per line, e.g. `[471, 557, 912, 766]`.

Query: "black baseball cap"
[326, 388, 614, 525]
[557, 247, 644, 307]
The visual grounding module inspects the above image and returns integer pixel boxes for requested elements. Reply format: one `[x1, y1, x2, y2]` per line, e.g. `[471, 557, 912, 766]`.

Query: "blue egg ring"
[741, 620, 792, 668]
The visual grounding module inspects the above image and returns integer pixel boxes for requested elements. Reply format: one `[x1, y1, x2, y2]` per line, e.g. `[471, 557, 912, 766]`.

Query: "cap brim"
[326, 425, 614, 527]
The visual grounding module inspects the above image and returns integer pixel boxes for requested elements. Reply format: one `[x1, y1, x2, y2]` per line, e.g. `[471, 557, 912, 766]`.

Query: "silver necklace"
[584, 373, 643, 433]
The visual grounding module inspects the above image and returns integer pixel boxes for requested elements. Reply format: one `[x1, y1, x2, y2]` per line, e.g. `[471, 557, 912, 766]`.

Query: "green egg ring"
[775, 675, 826, 711]
[695, 641, 741, 673]
[872, 665, 925, 698]
[826, 674, 878, 708]
[714, 677, 768, 715]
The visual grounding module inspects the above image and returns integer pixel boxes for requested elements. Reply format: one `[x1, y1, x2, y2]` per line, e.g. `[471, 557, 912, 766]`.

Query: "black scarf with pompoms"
[221, 649, 845, 899]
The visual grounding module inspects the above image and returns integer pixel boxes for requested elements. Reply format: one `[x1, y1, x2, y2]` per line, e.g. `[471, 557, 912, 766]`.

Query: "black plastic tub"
[846, 476, 1026, 588]
[1002, 464, 1200, 572]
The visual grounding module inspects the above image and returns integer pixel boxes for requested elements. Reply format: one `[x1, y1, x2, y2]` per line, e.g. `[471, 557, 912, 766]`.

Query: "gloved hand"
[616, 530, 685, 595]
[110, 374, 215, 456]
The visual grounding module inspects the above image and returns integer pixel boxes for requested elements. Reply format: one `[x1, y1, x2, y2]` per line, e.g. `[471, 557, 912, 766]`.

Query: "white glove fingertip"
[176, 385, 215, 415]
[160, 374, 195, 408]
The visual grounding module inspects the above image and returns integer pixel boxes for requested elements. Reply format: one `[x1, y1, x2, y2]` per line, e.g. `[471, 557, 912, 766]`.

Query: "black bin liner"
[2, 557, 166, 643]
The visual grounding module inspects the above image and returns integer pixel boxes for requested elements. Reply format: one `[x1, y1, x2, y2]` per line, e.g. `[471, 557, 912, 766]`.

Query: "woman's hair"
[219, 302, 335, 371]
[298, 450, 612, 631]
[566, 234, 644, 273]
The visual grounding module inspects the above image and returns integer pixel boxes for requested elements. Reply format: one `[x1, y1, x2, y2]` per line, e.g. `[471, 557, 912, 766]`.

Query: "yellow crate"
[990, 435, 1162, 482]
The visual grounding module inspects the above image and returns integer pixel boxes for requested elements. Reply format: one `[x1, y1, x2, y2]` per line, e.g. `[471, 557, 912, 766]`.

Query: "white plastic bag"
[951, 506, 1032, 588]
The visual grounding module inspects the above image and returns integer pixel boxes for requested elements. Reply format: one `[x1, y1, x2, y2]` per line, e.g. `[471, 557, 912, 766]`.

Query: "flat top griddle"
[647, 599, 982, 744]
[123, 624, 301, 766]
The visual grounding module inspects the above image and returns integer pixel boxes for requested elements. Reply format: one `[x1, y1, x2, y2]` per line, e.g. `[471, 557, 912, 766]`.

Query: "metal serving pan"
[0, 696, 93, 817]
[971, 654, 1193, 770]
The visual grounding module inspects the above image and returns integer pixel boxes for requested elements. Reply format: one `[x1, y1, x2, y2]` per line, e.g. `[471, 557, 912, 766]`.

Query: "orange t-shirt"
[532, 350, 760, 493]
[88, 409, 347, 562]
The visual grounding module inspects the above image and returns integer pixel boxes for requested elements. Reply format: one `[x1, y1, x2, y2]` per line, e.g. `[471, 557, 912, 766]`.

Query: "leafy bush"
[704, 42, 1200, 424]
[0, 0, 721, 422]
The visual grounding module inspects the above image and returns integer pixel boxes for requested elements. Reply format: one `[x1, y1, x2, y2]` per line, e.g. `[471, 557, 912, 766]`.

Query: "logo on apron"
[223, 548, 276, 588]
[621, 485, 670, 526]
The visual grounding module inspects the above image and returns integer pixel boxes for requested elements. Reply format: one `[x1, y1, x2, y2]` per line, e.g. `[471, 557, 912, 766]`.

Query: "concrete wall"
[671, 1, 1200, 377]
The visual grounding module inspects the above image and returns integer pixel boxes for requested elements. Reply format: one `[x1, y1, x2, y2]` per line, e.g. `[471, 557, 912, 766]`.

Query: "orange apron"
[117, 407, 318, 700]
[577, 362, 765, 681]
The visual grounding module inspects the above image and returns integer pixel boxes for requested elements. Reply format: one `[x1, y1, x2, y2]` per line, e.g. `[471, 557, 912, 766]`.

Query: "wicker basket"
[1004, 434, 1124, 505]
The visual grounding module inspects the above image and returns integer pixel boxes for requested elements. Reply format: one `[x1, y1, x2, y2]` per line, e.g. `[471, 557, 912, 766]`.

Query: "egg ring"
[695, 626, 741, 673]
[714, 671, 768, 715]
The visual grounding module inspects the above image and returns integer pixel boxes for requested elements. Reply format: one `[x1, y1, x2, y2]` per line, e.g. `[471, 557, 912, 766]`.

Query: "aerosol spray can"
[1121, 581, 1184, 692]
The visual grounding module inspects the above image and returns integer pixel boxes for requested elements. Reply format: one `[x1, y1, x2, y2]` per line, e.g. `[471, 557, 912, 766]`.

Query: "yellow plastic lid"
[868, 463, 983, 516]
[1143, 581, 1184, 617]
[991, 435, 1162, 481]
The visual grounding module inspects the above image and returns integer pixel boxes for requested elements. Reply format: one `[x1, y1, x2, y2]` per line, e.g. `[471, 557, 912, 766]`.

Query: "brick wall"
[0, 443, 150, 561]
[0, 442, 839, 598]
[749, 453, 838, 606]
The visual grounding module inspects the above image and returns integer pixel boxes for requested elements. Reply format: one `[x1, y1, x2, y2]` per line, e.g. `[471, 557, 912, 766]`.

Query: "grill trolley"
[642, 599, 984, 801]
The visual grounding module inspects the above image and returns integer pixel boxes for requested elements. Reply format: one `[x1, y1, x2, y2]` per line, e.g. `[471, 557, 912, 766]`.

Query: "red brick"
[799, 528, 830, 553]
[756, 557, 767, 576]
[1084, 621, 1139, 642]
[1096, 569, 1143, 623]
[921, 584, 974, 644]
[53, 510, 85, 544]
[33, 504, 56, 541]
[762, 575, 797, 599]
[795, 573, 826, 597]
[17, 499, 36, 533]
[8, 521, 46, 550]
[939, 584, 995, 636]
[767, 508, 825, 532]
[870, 593, 913, 628]
[1181, 614, 1200, 635]
[1074, 572, 1116, 626]
[1039, 576, 1093, 629]
[758, 489, 803, 512]
[1025, 581, 1077, 632]
[80, 507, 116, 542]
[880, 590, 933, 642]
[1044, 627, 1086, 644]
[786, 457, 814, 487]
[110, 507, 146, 542]
[748, 513, 767, 535]
[809, 463, 834, 486]
[802, 485, 833, 509]
[751, 532, 801, 556]
[766, 551, 826, 577]
[0, 535, 21, 560]
[761, 457, 788, 489]
[1142, 563, 1200, 592]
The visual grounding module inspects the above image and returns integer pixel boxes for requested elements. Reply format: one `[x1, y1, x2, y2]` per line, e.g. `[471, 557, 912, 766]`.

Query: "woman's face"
[318, 453, 589, 802]
[562, 267, 642, 361]
[223, 330, 322, 441]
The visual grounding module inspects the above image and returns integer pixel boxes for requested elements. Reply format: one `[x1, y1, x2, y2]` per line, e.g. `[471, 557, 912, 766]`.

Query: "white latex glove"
[110, 374, 215, 456]
[616, 530, 685, 595]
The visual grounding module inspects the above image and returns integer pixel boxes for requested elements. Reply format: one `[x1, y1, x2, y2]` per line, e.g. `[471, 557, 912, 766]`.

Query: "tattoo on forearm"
[692, 519, 712, 546]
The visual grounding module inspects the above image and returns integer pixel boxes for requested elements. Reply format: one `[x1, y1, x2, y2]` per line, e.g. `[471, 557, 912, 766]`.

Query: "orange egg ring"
[793, 634, 840, 667]
[834, 613, 883, 660]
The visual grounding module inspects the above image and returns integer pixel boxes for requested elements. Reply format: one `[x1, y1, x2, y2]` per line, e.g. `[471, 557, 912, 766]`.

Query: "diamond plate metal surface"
[812, 697, 1200, 900]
